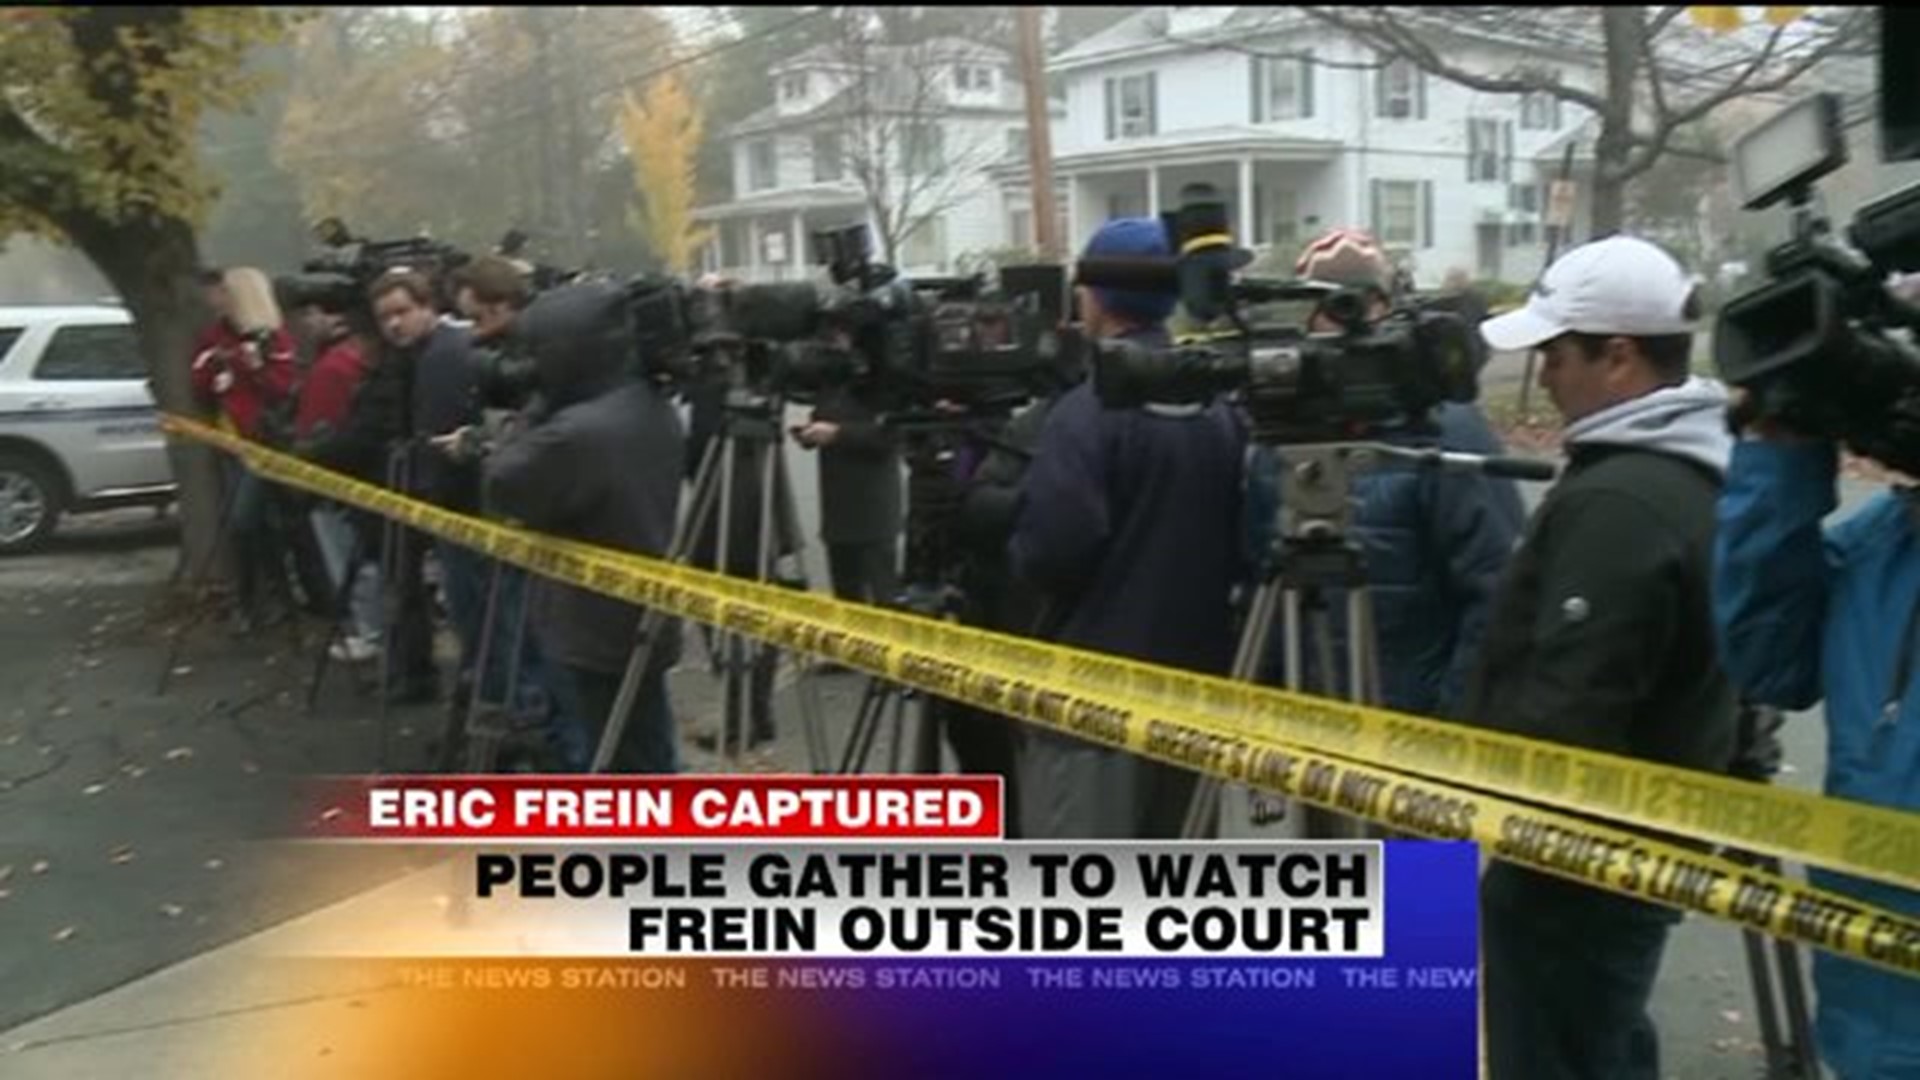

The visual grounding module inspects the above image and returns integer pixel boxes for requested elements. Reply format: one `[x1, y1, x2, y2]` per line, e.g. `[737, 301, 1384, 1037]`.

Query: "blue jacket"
[1245, 403, 1526, 717]
[1010, 369, 1247, 676]
[1714, 439, 1920, 1080]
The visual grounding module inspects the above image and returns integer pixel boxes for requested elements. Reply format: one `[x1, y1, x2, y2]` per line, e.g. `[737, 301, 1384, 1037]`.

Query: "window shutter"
[1105, 78, 1117, 140]
[1147, 72, 1159, 135]
[1466, 120, 1476, 181]
[1253, 182, 1266, 245]
[1300, 53, 1315, 118]
[1422, 180, 1435, 248]
[1503, 122, 1515, 182]
[1415, 71, 1428, 119]
[1373, 56, 1387, 118]
[1370, 179, 1383, 236]
[1250, 57, 1265, 123]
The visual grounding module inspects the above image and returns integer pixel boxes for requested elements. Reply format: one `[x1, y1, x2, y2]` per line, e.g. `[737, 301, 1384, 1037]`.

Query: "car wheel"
[0, 452, 63, 555]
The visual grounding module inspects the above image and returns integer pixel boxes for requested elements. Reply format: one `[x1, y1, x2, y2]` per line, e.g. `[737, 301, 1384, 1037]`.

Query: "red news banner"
[303, 776, 1004, 840]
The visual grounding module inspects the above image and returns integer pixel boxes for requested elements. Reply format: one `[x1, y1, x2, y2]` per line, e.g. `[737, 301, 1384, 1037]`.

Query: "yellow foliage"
[0, 7, 298, 237]
[1688, 6, 1745, 34]
[617, 73, 713, 275]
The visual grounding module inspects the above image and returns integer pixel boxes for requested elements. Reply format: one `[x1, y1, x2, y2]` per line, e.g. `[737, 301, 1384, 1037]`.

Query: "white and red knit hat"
[1295, 228, 1395, 294]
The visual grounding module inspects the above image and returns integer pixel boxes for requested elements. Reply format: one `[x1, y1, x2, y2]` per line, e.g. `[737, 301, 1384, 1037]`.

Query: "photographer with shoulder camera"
[793, 382, 905, 614]
[1010, 217, 1248, 840]
[1714, 392, 1920, 1076]
[429, 256, 560, 760]
[1243, 228, 1525, 720]
[1464, 235, 1738, 1080]
[307, 269, 478, 704]
[484, 281, 687, 773]
[288, 290, 380, 662]
[190, 266, 300, 632]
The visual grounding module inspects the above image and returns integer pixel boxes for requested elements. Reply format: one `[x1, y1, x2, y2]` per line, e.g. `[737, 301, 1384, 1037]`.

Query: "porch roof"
[691, 185, 867, 223]
[989, 126, 1343, 179]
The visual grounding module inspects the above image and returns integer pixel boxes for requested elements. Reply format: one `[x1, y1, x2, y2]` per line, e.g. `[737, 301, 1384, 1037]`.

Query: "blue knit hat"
[1081, 217, 1178, 326]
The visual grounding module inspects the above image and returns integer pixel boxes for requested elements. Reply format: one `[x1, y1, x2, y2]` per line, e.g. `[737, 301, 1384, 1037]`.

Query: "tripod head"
[1263, 440, 1556, 561]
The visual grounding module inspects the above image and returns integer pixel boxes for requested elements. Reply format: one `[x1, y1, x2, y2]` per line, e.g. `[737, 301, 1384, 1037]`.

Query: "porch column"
[1237, 156, 1254, 245]
[1147, 164, 1161, 218]
[789, 211, 805, 281]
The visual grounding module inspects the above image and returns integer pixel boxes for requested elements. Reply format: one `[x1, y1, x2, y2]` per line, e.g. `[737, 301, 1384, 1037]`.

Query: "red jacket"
[293, 335, 369, 441]
[189, 320, 297, 439]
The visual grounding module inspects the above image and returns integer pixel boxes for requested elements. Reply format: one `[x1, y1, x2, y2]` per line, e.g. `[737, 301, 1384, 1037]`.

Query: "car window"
[0, 328, 21, 365]
[35, 322, 144, 381]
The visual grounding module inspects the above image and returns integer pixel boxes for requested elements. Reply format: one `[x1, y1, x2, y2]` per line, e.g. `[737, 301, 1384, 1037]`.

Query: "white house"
[1003, 7, 1609, 287]
[693, 38, 1059, 282]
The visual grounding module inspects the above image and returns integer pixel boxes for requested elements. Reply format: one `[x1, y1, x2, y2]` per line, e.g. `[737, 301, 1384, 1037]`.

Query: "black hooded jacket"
[484, 283, 686, 674]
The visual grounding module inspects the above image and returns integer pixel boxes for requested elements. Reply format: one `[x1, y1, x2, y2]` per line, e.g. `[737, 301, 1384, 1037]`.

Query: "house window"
[904, 123, 944, 173]
[1507, 221, 1539, 247]
[748, 139, 777, 191]
[779, 73, 809, 103]
[1509, 182, 1540, 213]
[1371, 179, 1433, 249]
[954, 65, 996, 93]
[1251, 52, 1314, 122]
[1375, 56, 1425, 120]
[899, 215, 947, 269]
[1107, 191, 1146, 219]
[812, 132, 842, 182]
[1007, 197, 1068, 250]
[1006, 126, 1028, 162]
[1520, 83, 1562, 130]
[1104, 72, 1158, 139]
[1469, 118, 1514, 182]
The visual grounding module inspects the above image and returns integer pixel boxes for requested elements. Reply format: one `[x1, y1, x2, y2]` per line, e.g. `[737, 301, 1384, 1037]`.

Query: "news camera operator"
[1244, 229, 1525, 720]
[191, 266, 300, 632]
[1010, 217, 1248, 840]
[483, 281, 687, 774]
[303, 269, 476, 704]
[286, 288, 381, 662]
[1714, 392, 1920, 1076]
[794, 382, 905, 614]
[432, 256, 557, 753]
[1466, 235, 1739, 1080]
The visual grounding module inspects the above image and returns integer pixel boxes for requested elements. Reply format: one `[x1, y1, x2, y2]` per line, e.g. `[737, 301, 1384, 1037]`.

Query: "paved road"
[0, 456, 1891, 1079]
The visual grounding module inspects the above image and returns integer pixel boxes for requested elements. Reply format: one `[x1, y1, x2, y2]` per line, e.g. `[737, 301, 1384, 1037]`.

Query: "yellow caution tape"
[163, 415, 1920, 976]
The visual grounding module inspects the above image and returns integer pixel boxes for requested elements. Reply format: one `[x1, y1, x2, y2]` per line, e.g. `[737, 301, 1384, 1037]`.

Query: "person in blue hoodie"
[1009, 216, 1248, 839]
[1243, 229, 1526, 719]
[1715, 396, 1920, 1077]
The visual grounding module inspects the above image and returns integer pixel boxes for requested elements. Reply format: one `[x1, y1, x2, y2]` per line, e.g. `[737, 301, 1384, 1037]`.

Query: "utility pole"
[1016, 7, 1060, 261]
[1520, 141, 1579, 417]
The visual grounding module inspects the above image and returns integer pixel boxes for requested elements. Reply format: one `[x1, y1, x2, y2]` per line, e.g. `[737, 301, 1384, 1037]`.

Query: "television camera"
[1715, 89, 1920, 476]
[1075, 185, 1485, 445]
[620, 224, 1082, 413]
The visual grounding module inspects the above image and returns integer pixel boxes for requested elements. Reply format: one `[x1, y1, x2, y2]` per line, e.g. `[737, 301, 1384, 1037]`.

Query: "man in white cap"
[1464, 236, 1739, 1080]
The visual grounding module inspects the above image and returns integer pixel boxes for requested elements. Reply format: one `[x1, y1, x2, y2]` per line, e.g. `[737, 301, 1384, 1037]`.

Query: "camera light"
[1731, 93, 1847, 211]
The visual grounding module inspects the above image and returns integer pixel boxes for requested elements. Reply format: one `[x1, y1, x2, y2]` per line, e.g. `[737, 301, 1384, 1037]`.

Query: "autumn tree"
[618, 73, 712, 275]
[276, 6, 681, 266]
[1285, 6, 1874, 235]
[0, 6, 300, 571]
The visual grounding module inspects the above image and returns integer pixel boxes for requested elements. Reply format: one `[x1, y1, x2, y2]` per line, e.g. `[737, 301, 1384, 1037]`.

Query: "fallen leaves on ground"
[109, 846, 135, 865]
[163, 747, 195, 762]
[29, 860, 49, 875]
[159, 903, 185, 919]
[52, 926, 76, 942]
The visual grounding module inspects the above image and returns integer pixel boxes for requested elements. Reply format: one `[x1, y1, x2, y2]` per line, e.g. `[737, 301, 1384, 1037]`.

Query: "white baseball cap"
[1480, 236, 1698, 352]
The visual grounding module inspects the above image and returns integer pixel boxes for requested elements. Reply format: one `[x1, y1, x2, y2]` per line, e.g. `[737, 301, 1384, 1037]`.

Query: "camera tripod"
[1182, 440, 1556, 840]
[591, 387, 827, 773]
[835, 419, 1019, 778]
[302, 445, 415, 771]
[159, 452, 314, 695]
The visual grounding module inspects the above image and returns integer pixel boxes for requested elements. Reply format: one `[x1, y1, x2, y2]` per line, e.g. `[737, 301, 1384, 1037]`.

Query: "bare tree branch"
[1297, 7, 1612, 114]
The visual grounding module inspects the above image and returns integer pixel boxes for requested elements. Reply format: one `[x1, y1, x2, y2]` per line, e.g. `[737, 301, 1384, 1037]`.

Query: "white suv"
[0, 305, 176, 553]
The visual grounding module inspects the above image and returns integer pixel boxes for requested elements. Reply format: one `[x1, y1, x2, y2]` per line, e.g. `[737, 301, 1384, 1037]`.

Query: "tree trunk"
[65, 212, 226, 583]
[1590, 6, 1644, 239]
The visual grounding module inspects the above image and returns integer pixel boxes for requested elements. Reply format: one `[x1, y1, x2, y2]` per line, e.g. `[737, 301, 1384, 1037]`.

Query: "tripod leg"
[375, 447, 411, 774]
[306, 508, 369, 714]
[456, 562, 507, 773]
[1741, 915, 1791, 1077]
[590, 438, 725, 774]
[157, 463, 245, 695]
